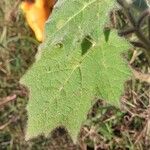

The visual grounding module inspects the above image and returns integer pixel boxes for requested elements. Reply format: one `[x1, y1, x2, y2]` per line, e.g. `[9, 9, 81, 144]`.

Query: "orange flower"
[21, 0, 56, 41]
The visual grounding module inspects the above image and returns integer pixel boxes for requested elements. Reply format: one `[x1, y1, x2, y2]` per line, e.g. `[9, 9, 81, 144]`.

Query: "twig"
[0, 94, 17, 108]
[132, 69, 150, 83]
[0, 121, 10, 130]
[130, 50, 142, 64]
[137, 9, 150, 28]
[130, 41, 146, 49]
[0, 116, 19, 130]
[118, 27, 136, 36]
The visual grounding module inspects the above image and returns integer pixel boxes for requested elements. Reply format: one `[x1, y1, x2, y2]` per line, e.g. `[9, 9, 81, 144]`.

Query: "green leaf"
[20, 0, 131, 141]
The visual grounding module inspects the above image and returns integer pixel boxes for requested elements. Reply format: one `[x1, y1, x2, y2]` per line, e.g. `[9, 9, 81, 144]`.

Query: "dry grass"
[0, 0, 149, 150]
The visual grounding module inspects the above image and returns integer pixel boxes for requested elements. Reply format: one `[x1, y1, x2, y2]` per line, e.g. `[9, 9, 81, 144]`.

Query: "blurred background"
[0, 0, 150, 149]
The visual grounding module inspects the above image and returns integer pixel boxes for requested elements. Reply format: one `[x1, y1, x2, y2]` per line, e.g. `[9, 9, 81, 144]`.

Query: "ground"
[0, 0, 150, 150]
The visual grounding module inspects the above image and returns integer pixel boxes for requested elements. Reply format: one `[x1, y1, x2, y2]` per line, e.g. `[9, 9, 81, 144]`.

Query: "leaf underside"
[21, 0, 131, 141]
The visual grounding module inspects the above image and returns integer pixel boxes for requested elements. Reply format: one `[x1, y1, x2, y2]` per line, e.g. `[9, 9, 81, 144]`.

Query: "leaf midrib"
[48, 0, 98, 41]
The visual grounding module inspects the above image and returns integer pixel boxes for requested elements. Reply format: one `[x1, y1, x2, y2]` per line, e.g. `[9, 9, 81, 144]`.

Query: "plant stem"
[117, 0, 150, 65]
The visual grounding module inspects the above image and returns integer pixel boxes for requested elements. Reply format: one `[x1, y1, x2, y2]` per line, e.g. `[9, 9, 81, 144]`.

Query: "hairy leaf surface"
[21, 0, 131, 140]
